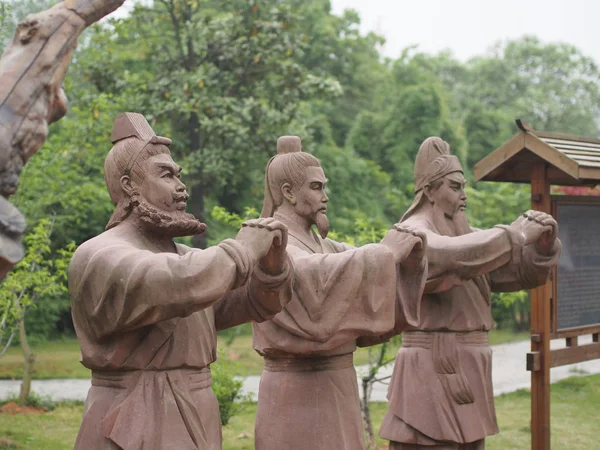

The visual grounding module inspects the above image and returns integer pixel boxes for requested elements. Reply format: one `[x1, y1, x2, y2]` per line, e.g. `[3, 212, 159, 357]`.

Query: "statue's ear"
[281, 182, 296, 205]
[120, 175, 135, 197]
[423, 184, 434, 203]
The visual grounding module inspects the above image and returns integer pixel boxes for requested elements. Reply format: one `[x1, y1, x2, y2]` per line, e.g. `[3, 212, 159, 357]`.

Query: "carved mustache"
[173, 193, 189, 203]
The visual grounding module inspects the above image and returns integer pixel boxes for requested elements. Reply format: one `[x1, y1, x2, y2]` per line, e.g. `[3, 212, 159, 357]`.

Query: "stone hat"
[104, 113, 172, 230]
[401, 137, 463, 222]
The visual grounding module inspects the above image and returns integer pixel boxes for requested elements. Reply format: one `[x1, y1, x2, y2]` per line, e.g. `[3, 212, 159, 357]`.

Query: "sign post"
[474, 120, 600, 449]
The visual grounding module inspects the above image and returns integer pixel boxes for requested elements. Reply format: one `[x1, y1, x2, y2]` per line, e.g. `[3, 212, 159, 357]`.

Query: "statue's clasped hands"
[382, 223, 427, 264]
[511, 210, 557, 254]
[237, 218, 289, 274]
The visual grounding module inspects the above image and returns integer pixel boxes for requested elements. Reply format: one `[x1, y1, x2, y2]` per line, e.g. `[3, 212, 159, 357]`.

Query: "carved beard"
[431, 204, 471, 237]
[452, 209, 472, 236]
[130, 195, 206, 238]
[314, 211, 330, 239]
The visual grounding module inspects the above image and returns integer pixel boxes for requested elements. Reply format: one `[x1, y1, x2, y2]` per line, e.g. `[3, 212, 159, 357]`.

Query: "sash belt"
[93, 367, 212, 450]
[403, 331, 489, 405]
[264, 353, 353, 372]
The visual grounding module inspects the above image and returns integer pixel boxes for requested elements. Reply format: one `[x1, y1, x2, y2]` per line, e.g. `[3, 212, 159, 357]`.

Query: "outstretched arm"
[70, 218, 286, 340]
[213, 257, 293, 331]
[423, 227, 516, 293]
[70, 240, 251, 341]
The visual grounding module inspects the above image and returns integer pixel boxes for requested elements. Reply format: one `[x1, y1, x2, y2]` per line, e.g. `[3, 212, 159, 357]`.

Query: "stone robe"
[380, 219, 561, 448]
[253, 232, 427, 450]
[69, 227, 292, 450]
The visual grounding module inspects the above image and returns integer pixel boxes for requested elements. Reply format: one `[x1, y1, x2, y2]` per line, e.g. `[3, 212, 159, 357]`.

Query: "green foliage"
[211, 348, 252, 426]
[0, 1, 12, 49]
[468, 36, 600, 136]
[297, 1, 389, 147]
[327, 213, 388, 247]
[466, 182, 530, 230]
[208, 206, 259, 246]
[346, 52, 468, 194]
[0, 220, 74, 348]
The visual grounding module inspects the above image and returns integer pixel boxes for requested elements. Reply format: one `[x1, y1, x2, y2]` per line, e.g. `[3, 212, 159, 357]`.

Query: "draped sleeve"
[69, 238, 252, 341]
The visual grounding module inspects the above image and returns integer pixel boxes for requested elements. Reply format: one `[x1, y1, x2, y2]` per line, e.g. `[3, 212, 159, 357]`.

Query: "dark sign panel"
[555, 200, 600, 330]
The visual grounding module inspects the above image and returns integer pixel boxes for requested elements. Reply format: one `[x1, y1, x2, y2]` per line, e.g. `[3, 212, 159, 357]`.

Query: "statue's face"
[292, 166, 328, 224]
[431, 172, 467, 220]
[137, 153, 188, 213]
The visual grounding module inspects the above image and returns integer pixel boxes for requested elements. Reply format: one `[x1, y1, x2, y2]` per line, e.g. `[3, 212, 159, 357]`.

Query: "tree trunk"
[18, 317, 35, 404]
[360, 376, 375, 450]
[186, 112, 207, 249]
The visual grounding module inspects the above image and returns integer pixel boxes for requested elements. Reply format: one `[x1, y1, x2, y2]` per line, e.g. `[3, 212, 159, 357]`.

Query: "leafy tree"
[296, 1, 389, 147]
[0, 219, 74, 402]
[468, 36, 600, 137]
[346, 73, 467, 195]
[77, 0, 341, 248]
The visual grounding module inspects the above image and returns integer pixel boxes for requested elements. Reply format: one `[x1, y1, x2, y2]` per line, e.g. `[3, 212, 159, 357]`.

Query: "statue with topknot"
[68, 112, 294, 450]
[379, 137, 562, 450]
[252, 136, 429, 450]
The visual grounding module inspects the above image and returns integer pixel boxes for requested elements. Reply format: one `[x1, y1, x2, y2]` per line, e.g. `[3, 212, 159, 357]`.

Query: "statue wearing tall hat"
[253, 136, 428, 450]
[69, 112, 293, 450]
[379, 137, 562, 449]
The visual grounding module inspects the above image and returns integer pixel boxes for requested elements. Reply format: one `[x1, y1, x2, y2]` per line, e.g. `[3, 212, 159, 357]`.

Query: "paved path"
[1, 337, 599, 402]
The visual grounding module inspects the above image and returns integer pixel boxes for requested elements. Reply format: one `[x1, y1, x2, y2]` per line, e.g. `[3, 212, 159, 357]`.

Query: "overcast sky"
[110, 0, 600, 64]
[330, 0, 600, 63]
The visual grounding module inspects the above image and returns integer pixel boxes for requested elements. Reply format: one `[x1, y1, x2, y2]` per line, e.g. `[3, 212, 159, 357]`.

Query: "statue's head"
[261, 136, 330, 238]
[402, 137, 466, 223]
[104, 112, 205, 237]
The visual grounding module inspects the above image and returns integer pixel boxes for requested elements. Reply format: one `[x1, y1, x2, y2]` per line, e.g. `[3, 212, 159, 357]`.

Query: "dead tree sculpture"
[0, 0, 125, 277]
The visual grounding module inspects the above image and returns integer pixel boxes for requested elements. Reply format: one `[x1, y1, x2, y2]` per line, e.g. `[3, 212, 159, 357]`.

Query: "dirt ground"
[0, 401, 47, 415]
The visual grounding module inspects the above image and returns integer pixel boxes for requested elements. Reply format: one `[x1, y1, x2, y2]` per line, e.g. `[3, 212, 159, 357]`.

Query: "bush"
[211, 349, 252, 426]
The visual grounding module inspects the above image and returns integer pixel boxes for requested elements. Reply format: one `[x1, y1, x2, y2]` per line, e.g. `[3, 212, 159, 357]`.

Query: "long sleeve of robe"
[69, 230, 292, 450]
[380, 219, 561, 446]
[70, 236, 291, 370]
[253, 237, 426, 357]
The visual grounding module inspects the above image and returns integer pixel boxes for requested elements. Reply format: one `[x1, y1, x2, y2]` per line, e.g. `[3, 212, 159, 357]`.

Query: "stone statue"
[379, 137, 561, 450]
[253, 136, 428, 450]
[0, 0, 126, 278]
[68, 113, 293, 450]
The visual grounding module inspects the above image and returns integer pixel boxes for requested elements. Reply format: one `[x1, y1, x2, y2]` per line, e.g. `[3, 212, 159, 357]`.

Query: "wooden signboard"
[474, 121, 600, 450]
[552, 196, 600, 334]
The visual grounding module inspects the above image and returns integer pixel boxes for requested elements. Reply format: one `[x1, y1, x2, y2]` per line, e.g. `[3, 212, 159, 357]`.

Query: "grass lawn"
[0, 339, 89, 380]
[0, 373, 599, 449]
[0, 329, 530, 379]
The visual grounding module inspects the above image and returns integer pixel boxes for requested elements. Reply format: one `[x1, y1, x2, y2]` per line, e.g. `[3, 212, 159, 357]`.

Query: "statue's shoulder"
[402, 217, 435, 232]
[70, 228, 134, 267]
[174, 242, 193, 255]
